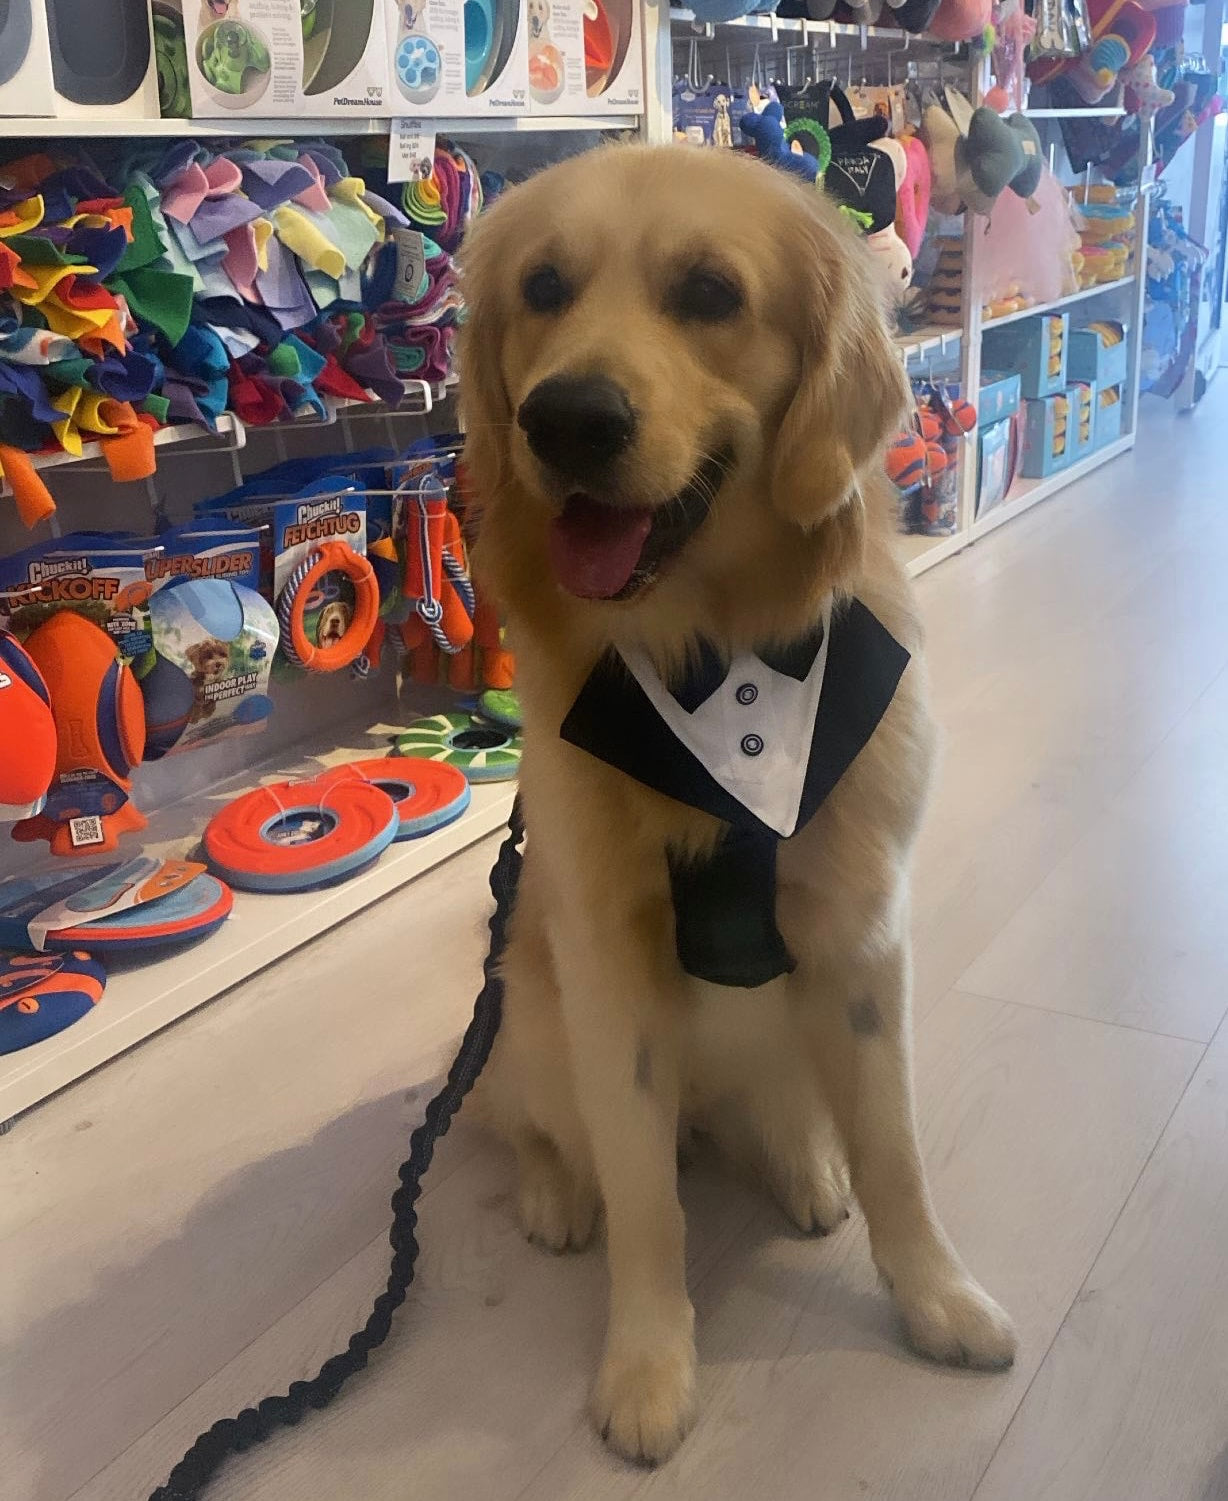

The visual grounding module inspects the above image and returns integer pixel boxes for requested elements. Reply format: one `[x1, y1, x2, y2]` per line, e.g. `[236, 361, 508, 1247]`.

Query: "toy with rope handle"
[277, 540, 380, 673]
[400, 475, 476, 657]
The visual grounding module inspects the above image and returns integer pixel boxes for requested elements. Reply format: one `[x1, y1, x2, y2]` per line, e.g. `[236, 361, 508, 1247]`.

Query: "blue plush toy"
[738, 102, 827, 182]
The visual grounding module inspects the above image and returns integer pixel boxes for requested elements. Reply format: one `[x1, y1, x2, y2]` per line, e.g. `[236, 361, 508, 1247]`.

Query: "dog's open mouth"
[546, 452, 729, 601]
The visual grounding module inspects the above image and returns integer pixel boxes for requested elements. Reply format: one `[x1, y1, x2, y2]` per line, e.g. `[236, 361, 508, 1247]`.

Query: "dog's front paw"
[592, 1328, 697, 1465]
[893, 1269, 1017, 1369]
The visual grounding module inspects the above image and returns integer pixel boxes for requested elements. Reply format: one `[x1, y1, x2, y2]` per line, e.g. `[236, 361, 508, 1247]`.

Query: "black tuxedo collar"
[560, 597, 909, 840]
[669, 624, 826, 714]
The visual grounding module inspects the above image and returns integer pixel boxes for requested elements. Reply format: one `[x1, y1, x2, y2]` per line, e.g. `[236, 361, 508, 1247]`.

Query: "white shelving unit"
[0, 6, 1155, 1117]
[0, 115, 638, 138]
[663, 9, 1149, 583]
[0, 715, 516, 1125]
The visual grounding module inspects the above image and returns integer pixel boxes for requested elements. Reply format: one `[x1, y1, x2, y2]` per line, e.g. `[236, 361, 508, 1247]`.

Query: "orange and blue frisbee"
[0, 951, 106, 1054]
[204, 773, 399, 892]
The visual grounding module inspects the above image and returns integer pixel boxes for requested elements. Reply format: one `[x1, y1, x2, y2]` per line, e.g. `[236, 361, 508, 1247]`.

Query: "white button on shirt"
[621, 604, 833, 838]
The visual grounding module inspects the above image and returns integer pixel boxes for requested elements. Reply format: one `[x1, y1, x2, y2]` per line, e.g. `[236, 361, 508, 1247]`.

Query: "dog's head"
[317, 601, 352, 645]
[527, 0, 549, 37]
[460, 145, 907, 647]
[185, 639, 230, 680]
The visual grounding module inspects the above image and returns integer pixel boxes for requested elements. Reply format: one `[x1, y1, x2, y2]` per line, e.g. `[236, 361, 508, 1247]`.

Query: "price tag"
[394, 228, 428, 301]
[389, 119, 437, 186]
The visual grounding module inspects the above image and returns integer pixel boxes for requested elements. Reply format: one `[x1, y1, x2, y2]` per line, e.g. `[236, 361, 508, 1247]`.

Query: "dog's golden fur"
[458, 144, 1015, 1462]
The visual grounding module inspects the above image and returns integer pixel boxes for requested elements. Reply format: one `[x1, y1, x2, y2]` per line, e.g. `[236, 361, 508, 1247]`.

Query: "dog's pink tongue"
[548, 496, 653, 600]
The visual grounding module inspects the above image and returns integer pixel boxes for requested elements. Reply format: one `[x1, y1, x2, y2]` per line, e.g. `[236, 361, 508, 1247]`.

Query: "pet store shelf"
[670, 7, 928, 42]
[969, 431, 1134, 541]
[0, 721, 517, 1127]
[896, 325, 962, 362]
[981, 274, 1139, 329]
[0, 415, 246, 499]
[897, 431, 1135, 579]
[901, 529, 968, 575]
[1022, 106, 1127, 119]
[0, 380, 461, 500]
[0, 116, 640, 139]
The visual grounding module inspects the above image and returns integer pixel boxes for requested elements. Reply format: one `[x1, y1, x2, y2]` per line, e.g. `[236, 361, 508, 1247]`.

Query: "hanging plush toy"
[740, 104, 913, 302]
[1122, 52, 1175, 118]
[922, 90, 1043, 217]
[738, 102, 828, 181]
[1030, 0, 1155, 102]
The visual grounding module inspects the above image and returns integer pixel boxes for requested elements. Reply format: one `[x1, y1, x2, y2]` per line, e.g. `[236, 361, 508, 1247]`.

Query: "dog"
[527, 0, 551, 46]
[458, 143, 1016, 1465]
[184, 638, 230, 722]
[316, 599, 352, 648]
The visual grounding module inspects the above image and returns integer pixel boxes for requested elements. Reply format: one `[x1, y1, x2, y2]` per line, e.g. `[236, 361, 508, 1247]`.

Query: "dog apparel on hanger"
[561, 596, 910, 988]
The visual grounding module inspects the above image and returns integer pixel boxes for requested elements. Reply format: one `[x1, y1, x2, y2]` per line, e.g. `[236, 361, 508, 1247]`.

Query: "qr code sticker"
[69, 816, 105, 849]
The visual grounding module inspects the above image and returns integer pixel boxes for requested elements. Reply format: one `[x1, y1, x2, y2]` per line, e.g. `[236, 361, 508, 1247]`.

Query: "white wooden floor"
[6, 387, 1228, 1501]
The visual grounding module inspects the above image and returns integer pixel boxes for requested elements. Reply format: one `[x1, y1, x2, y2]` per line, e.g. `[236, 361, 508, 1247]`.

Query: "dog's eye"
[523, 264, 572, 314]
[669, 268, 743, 323]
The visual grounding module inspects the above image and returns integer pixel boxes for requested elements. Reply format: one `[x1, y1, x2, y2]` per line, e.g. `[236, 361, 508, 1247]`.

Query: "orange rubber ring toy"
[203, 774, 399, 892]
[277, 540, 380, 674]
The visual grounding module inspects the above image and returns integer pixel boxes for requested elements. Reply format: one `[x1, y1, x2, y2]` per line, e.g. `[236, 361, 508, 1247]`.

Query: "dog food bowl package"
[527, 0, 641, 116]
[180, 0, 387, 119]
[43, 0, 161, 118]
[385, 0, 527, 117]
[0, 0, 56, 115]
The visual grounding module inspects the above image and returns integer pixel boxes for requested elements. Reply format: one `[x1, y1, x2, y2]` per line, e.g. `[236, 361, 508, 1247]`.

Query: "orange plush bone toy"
[12, 612, 147, 856]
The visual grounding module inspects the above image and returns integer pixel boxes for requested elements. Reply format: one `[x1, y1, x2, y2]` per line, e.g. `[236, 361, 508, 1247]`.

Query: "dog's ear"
[771, 200, 909, 530]
[456, 200, 517, 517]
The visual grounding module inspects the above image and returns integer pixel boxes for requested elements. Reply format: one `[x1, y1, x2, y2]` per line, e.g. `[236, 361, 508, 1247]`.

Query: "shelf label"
[389, 120, 437, 186]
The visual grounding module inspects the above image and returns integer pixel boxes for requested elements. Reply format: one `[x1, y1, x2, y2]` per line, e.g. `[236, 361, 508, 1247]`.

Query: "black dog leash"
[150, 801, 525, 1501]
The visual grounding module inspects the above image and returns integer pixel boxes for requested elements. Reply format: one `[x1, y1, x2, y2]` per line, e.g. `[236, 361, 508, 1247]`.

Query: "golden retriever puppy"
[459, 144, 1015, 1464]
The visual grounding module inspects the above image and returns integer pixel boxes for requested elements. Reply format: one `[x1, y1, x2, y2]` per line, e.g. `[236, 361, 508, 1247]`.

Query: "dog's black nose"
[517, 375, 636, 481]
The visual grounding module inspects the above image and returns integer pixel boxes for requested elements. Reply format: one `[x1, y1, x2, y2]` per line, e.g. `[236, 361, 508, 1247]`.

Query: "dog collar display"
[561, 599, 910, 988]
[277, 540, 380, 673]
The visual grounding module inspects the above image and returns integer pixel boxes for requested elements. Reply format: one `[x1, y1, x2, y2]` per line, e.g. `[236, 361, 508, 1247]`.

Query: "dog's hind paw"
[894, 1271, 1017, 1370]
[592, 1331, 697, 1465]
[771, 1151, 851, 1236]
[517, 1144, 597, 1253]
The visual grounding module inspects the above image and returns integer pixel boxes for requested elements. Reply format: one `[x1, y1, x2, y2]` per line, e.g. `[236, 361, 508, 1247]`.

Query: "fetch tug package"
[180, 0, 387, 119]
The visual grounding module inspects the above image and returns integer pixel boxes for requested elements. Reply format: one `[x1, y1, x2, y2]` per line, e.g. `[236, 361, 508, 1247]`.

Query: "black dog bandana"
[560, 598, 910, 988]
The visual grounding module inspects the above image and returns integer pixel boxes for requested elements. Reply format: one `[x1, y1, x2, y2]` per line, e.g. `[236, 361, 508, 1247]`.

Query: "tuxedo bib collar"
[559, 597, 910, 989]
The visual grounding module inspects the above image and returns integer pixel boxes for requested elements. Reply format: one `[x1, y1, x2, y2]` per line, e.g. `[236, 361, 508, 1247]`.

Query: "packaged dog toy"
[0, 532, 154, 663]
[12, 610, 147, 856]
[527, 0, 641, 116]
[271, 478, 378, 673]
[180, 0, 388, 118]
[385, 0, 528, 116]
[138, 522, 278, 758]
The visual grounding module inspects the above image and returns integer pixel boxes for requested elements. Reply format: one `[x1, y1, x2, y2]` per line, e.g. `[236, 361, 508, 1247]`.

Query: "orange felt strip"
[96, 400, 156, 481]
[0, 446, 56, 528]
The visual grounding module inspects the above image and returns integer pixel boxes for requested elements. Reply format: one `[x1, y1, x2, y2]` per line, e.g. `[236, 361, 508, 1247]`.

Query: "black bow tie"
[670, 623, 827, 714]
